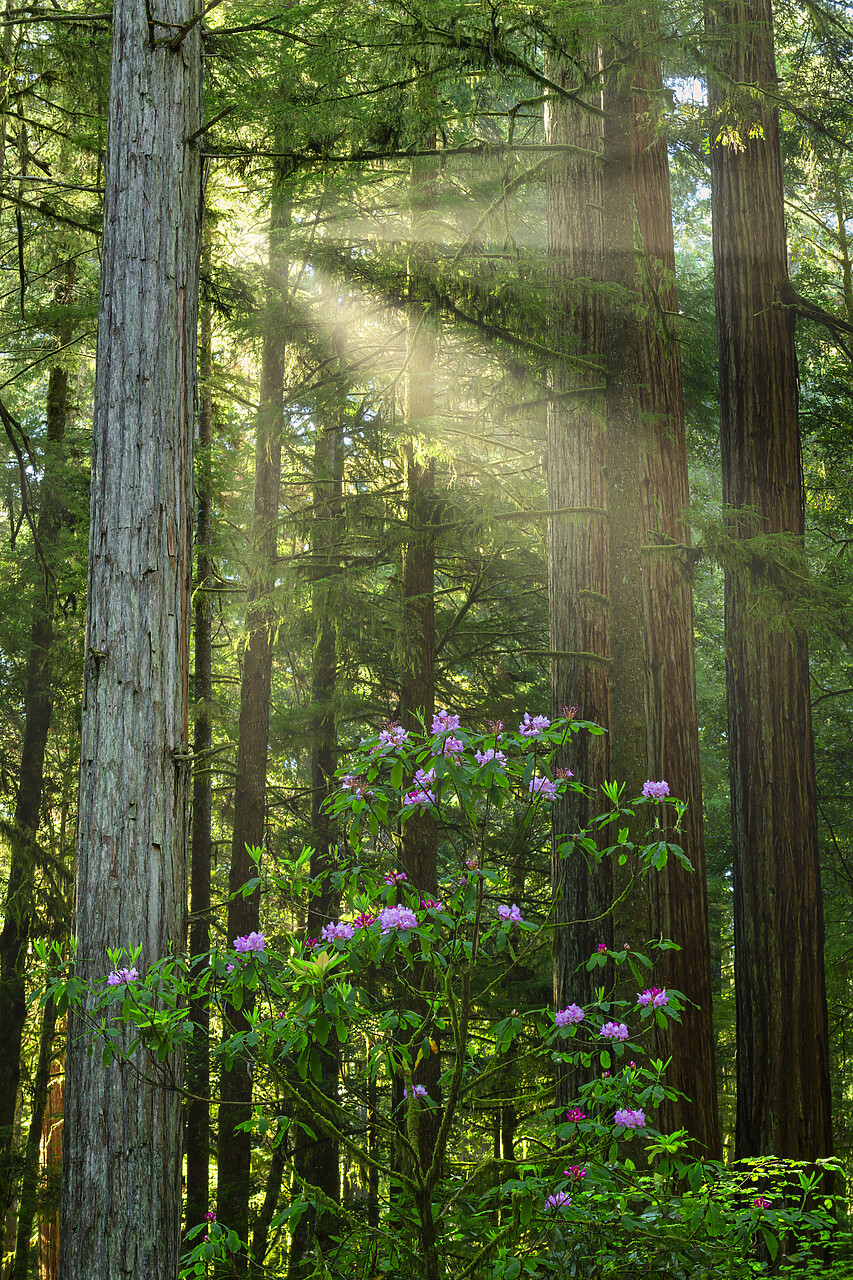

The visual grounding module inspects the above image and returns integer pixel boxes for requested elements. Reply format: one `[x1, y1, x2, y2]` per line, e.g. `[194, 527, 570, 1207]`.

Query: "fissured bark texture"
[60, 1, 201, 1275]
[709, 0, 832, 1160]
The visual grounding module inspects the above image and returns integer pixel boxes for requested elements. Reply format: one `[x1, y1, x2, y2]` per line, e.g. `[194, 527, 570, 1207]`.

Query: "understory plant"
[39, 712, 848, 1278]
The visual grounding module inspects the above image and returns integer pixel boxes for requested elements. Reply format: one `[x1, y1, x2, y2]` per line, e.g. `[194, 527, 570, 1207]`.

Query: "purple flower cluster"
[555, 1004, 584, 1028]
[544, 1190, 572, 1211]
[642, 779, 670, 800]
[403, 1083, 428, 1101]
[636, 986, 668, 1008]
[340, 773, 373, 799]
[384, 870, 408, 886]
[599, 1021, 629, 1041]
[614, 1108, 646, 1129]
[403, 768, 437, 806]
[421, 898, 444, 912]
[432, 710, 460, 734]
[380, 905, 418, 933]
[475, 747, 507, 767]
[529, 776, 557, 801]
[497, 903, 523, 924]
[233, 932, 266, 953]
[320, 921, 354, 944]
[519, 712, 550, 737]
[377, 722, 409, 751]
[107, 967, 139, 986]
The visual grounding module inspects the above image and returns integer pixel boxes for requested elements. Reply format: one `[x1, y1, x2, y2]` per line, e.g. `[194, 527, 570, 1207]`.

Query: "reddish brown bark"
[708, 0, 832, 1160]
[631, 50, 721, 1159]
[218, 178, 289, 1272]
[545, 44, 612, 1107]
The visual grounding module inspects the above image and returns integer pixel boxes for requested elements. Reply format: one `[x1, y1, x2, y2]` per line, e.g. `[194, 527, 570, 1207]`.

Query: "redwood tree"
[708, 0, 832, 1160]
[59, 0, 202, 1273]
[544, 34, 612, 1104]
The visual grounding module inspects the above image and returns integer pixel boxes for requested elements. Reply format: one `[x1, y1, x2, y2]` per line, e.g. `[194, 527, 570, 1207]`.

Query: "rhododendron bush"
[39, 713, 845, 1278]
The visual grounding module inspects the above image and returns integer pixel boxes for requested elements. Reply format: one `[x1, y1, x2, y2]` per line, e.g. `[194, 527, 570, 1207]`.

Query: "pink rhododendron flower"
[377, 722, 409, 751]
[403, 787, 435, 807]
[432, 710, 460, 734]
[497, 903, 523, 923]
[421, 898, 444, 911]
[403, 1083, 428, 1101]
[475, 747, 507, 767]
[642, 779, 670, 800]
[754, 1197, 771, 1209]
[352, 912, 376, 930]
[636, 986, 668, 1008]
[529, 776, 557, 801]
[233, 932, 266, 953]
[544, 1191, 571, 1211]
[596, 943, 607, 954]
[519, 712, 551, 736]
[599, 1021, 629, 1041]
[565, 1108, 586, 1123]
[320, 921, 354, 943]
[384, 870, 408, 886]
[555, 1004, 584, 1027]
[380, 905, 418, 933]
[614, 1108, 646, 1129]
[107, 967, 139, 986]
[565, 1165, 587, 1182]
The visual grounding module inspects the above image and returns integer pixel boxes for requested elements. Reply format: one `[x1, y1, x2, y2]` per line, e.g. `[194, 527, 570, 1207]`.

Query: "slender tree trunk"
[631, 38, 720, 1158]
[38, 1053, 62, 1280]
[545, 35, 611, 1108]
[11, 999, 57, 1280]
[217, 173, 288, 1274]
[59, 0, 202, 1271]
[186, 221, 215, 1233]
[0, 266, 74, 1220]
[290, 334, 345, 1278]
[399, 70, 440, 1169]
[708, 0, 832, 1160]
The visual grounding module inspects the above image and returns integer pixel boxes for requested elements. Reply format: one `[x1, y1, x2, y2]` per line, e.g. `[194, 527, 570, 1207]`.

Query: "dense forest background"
[1, 0, 853, 1276]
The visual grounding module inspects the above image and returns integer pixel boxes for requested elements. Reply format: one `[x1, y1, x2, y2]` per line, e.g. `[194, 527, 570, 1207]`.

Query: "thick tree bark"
[217, 175, 288, 1274]
[708, 0, 832, 1159]
[631, 45, 721, 1158]
[59, 1, 201, 1273]
[0, 268, 73, 1220]
[186, 224, 215, 1234]
[545, 38, 612, 1108]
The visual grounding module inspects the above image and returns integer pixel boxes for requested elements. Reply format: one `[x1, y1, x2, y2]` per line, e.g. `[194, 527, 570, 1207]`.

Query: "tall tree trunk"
[290, 333, 345, 1278]
[399, 69, 440, 1170]
[186, 220, 215, 1233]
[708, 0, 832, 1160]
[631, 37, 721, 1158]
[545, 35, 611, 1109]
[59, 0, 202, 1272]
[0, 266, 74, 1221]
[217, 173, 288, 1274]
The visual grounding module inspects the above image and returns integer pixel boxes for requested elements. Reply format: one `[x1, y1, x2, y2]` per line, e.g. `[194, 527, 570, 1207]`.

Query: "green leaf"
[600, 1050, 611, 1070]
[760, 1226, 778, 1260]
[102, 1044, 114, 1068]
